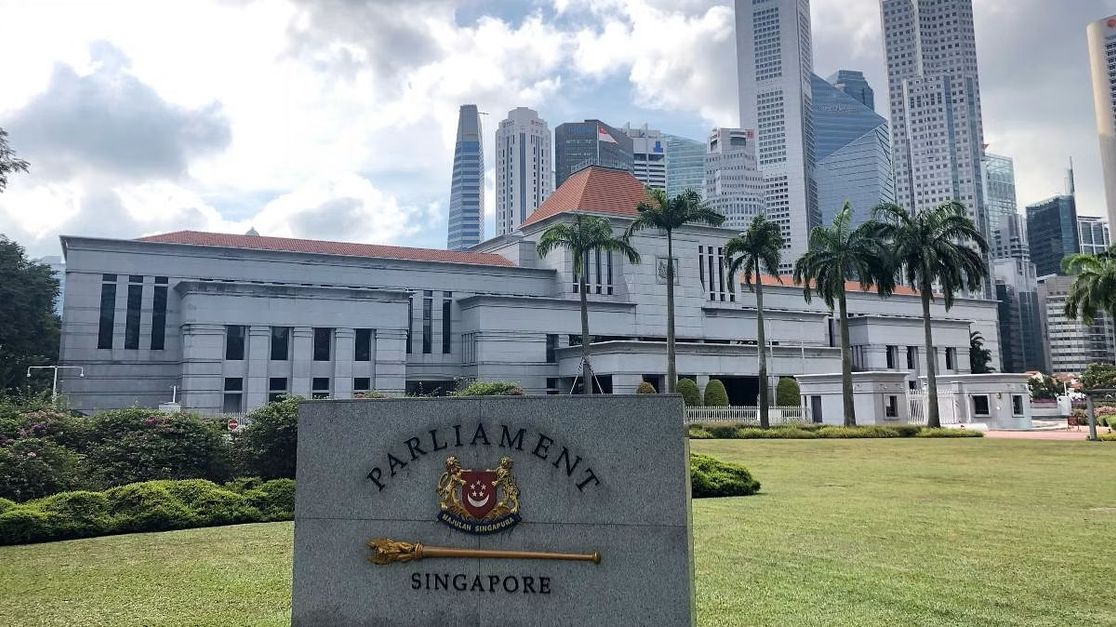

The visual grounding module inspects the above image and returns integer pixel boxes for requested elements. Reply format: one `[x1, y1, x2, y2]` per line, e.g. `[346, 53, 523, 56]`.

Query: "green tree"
[0, 128, 30, 192]
[677, 378, 702, 406]
[775, 377, 800, 407]
[1027, 375, 1060, 400]
[537, 215, 640, 394]
[969, 331, 993, 374]
[725, 215, 784, 428]
[636, 381, 657, 394]
[0, 236, 60, 394]
[1063, 246, 1116, 335]
[703, 379, 729, 407]
[794, 204, 893, 426]
[626, 188, 724, 393]
[871, 201, 988, 428]
[1080, 363, 1116, 391]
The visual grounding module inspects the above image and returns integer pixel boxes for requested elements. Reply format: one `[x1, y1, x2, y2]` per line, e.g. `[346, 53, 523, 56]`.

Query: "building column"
[333, 327, 355, 399]
[245, 325, 270, 410]
[375, 328, 407, 395]
[292, 327, 313, 398]
[696, 374, 710, 398]
[179, 323, 225, 413]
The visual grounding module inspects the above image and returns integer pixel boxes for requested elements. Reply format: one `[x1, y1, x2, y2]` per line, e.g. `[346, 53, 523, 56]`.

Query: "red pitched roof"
[136, 231, 516, 267]
[748, 275, 924, 297]
[521, 166, 654, 227]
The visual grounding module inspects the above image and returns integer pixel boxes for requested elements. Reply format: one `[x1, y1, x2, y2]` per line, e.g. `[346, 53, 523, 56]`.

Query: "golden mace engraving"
[369, 538, 601, 565]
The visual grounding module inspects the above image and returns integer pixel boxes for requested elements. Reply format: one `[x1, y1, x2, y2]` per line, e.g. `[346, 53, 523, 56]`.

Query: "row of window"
[98, 274, 169, 350]
[224, 326, 375, 362]
[222, 376, 377, 412]
[406, 291, 453, 355]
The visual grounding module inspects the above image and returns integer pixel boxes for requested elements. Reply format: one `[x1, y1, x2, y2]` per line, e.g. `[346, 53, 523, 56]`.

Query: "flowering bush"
[0, 438, 86, 501]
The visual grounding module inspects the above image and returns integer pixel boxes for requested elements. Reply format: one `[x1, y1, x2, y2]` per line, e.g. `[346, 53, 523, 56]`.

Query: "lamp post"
[26, 365, 85, 406]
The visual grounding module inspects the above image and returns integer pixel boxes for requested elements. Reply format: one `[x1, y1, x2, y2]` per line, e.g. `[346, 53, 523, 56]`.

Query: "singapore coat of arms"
[436, 455, 521, 535]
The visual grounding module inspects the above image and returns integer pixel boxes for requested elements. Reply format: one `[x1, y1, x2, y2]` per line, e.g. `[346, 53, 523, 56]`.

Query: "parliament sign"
[292, 395, 694, 626]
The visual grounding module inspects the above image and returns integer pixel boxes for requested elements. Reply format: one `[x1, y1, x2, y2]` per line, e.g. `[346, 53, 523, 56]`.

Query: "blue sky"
[1, 0, 1114, 257]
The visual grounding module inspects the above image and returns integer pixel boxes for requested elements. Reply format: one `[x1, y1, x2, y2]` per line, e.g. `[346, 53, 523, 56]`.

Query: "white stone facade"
[495, 107, 552, 236]
[1088, 16, 1116, 229]
[704, 128, 766, 228]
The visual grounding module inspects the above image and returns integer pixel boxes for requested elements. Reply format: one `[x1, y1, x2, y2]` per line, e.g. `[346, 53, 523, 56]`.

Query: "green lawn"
[1, 439, 1114, 626]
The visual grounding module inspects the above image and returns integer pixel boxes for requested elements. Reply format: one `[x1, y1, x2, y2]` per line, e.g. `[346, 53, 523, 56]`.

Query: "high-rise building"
[811, 73, 894, 225]
[494, 107, 551, 236]
[663, 134, 706, 199]
[622, 124, 667, 191]
[704, 128, 766, 228]
[553, 120, 633, 188]
[881, 0, 990, 249]
[982, 153, 1019, 259]
[1078, 215, 1111, 256]
[1087, 16, 1116, 228]
[735, 0, 818, 269]
[1026, 196, 1079, 277]
[447, 104, 484, 250]
[826, 69, 875, 110]
[1038, 274, 1116, 375]
[993, 257, 1044, 373]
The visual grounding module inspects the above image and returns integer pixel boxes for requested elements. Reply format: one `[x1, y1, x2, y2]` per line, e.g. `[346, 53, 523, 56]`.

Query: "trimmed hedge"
[704, 380, 729, 406]
[233, 397, 301, 480]
[0, 478, 295, 545]
[677, 379, 702, 407]
[0, 438, 87, 501]
[776, 377, 800, 406]
[690, 453, 760, 498]
[453, 381, 524, 396]
[690, 424, 984, 439]
[637, 381, 657, 394]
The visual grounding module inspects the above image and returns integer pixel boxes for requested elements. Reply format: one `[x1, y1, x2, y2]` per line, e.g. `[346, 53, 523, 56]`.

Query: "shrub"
[775, 377, 800, 406]
[677, 379, 702, 406]
[0, 438, 86, 501]
[704, 380, 729, 407]
[0, 407, 90, 451]
[152, 479, 259, 526]
[0, 498, 13, 513]
[34, 491, 113, 539]
[687, 425, 713, 439]
[454, 381, 524, 396]
[84, 408, 231, 488]
[1099, 432, 1116, 441]
[242, 479, 295, 521]
[105, 482, 194, 533]
[0, 506, 51, 545]
[233, 396, 301, 480]
[916, 428, 984, 438]
[816, 426, 900, 438]
[892, 425, 922, 437]
[354, 391, 387, 399]
[735, 427, 819, 439]
[637, 381, 657, 394]
[690, 453, 760, 498]
[708, 424, 742, 439]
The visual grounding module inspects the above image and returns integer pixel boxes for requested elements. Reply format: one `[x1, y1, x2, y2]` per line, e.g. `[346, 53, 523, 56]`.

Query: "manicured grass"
[1, 439, 1113, 625]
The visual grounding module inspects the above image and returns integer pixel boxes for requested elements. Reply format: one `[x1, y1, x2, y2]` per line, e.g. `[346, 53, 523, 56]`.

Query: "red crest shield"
[460, 469, 498, 519]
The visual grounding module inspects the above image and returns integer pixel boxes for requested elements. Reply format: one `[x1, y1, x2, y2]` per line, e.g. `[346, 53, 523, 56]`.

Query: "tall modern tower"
[735, 0, 818, 269]
[1078, 215, 1111, 256]
[826, 70, 875, 110]
[1088, 16, 1116, 228]
[811, 72, 894, 226]
[494, 107, 551, 236]
[553, 120, 633, 188]
[1026, 196, 1079, 278]
[447, 104, 484, 250]
[663, 134, 706, 198]
[981, 153, 1019, 259]
[622, 124, 667, 190]
[704, 128, 766, 228]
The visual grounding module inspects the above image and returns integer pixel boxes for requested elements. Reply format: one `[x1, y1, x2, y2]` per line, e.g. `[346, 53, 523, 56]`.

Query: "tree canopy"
[0, 128, 30, 192]
[0, 236, 60, 394]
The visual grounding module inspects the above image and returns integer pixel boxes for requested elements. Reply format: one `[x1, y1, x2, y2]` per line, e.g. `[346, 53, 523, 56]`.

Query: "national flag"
[597, 125, 617, 144]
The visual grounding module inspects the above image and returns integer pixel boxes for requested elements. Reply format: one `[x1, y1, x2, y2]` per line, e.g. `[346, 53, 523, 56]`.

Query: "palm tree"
[969, 331, 993, 374]
[626, 188, 724, 393]
[1063, 245, 1116, 329]
[793, 204, 893, 426]
[725, 215, 784, 428]
[871, 201, 988, 428]
[537, 214, 641, 394]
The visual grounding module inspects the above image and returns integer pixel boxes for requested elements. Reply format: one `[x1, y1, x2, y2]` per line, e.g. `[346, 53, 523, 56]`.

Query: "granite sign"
[292, 395, 693, 626]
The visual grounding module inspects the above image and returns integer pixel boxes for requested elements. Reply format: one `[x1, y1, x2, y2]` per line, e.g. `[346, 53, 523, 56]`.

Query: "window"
[151, 276, 168, 350]
[223, 378, 243, 413]
[972, 395, 990, 416]
[442, 292, 452, 354]
[354, 377, 371, 393]
[546, 334, 559, 363]
[313, 328, 332, 361]
[97, 275, 117, 349]
[268, 377, 287, 403]
[312, 377, 330, 399]
[124, 275, 143, 350]
[886, 345, 897, 369]
[355, 329, 372, 362]
[406, 296, 413, 354]
[270, 327, 290, 361]
[886, 395, 898, 418]
[907, 346, 917, 369]
[945, 347, 955, 370]
[422, 290, 433, 354]
[226, 325, 246, 360]
[1011, 395, 1024, 416]
[546, 377, 560, 395]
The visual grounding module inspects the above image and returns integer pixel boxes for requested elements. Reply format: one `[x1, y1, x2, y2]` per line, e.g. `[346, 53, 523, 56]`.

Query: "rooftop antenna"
[1066, 157, 1076, 197]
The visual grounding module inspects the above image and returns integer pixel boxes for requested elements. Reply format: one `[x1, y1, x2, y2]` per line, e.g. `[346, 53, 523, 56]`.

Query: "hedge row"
[690, 454, 760, 498]
[689, 424, 983, 439]
[0, 478, 294, 545]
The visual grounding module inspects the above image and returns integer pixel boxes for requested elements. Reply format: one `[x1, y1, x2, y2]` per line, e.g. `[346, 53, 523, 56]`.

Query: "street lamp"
[27, 365, 85, 406]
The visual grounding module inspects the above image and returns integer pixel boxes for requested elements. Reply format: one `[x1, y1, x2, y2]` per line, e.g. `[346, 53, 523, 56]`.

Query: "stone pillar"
[180, 323, 225, 413]
[696, 374, 710, 398]
[246, 326, 271, 410]
[292, 327, 314, 398]
[375, 328, 407, 395]
[333, 327, 355, 399]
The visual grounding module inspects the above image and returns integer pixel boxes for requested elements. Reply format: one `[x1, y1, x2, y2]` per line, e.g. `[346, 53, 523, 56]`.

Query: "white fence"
[685, 405, 810, 425]
[907, 392, 958, 426]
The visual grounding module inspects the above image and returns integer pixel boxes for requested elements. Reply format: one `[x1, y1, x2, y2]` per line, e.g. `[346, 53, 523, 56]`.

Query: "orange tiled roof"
[136, 231, 516, 267]
[521, 166, 655, 227]
[748, 274, 923, 297]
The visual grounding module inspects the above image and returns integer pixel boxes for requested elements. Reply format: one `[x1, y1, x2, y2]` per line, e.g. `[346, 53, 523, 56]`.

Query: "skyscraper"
[1078, 215, 1111, 256]
[735, 0, 818, 269]
[1025, 196, 1079, 277]
[622, 124, 667, 191]
[1038, 274, 1116, 375]
[811, 73, 894, 225]
[982, 153, 1019, 259]
[1087, 16, 1116, 228]
[826, 69, 875, 110]
[704, 128, 766, 228]
[494, 107, 551, 236]
[663, 134, 706, 199]
[881, 0, 989, 235]
[994, 257, 1044, 373]
[447, 104, 484, 250]
[553, 120, 633, 188]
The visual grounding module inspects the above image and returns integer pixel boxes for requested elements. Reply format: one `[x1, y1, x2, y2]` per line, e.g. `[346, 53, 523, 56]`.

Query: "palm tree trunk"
[580, 270, 593, 395]
[839, 289, 856, 426]
[756, 263, 770, 429]
[666, 231, 677, 394]
[921, 288, 940, 428]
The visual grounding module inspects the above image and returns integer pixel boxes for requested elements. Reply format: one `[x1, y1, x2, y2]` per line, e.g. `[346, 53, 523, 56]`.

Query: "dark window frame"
[313, 328, 332, 361]
[150, 277, 168, 350]
[97, 276, 117, 349]
[355, 328, 372, 362]
[225, 325, 246, 361]
[271, 327, 291, 361]
[124, 277, 143, 350]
